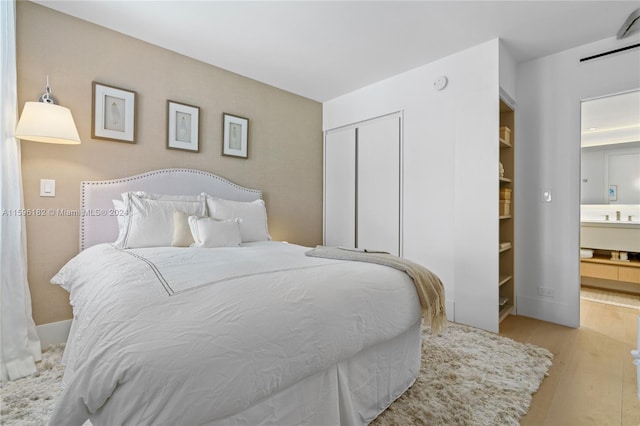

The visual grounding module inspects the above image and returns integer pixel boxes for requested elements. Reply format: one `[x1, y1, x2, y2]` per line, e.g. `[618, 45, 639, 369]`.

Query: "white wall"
[499, 39, 517, 102]
[516, 35, 640, 327]
[324, 39, 501, 331]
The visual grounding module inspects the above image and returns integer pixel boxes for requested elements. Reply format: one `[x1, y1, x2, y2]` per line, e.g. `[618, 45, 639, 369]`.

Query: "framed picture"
[92, 82, 136, 143]
[167, 100, 200, 152]
[222, 113, 249, 158]
[609, 185, 617, 201]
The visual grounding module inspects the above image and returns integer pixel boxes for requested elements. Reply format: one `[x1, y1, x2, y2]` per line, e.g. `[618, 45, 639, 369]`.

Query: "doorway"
[579, 89, 640, 300]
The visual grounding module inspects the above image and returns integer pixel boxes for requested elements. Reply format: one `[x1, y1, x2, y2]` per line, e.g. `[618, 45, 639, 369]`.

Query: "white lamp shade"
[15, 101, 81, 144]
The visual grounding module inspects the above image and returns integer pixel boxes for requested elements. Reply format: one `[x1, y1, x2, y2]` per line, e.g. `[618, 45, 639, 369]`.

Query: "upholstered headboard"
[80, 168, 262, 251]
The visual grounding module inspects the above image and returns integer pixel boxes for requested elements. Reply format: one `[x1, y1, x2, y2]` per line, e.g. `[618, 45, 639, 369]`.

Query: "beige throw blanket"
[306, 246, 447, 334]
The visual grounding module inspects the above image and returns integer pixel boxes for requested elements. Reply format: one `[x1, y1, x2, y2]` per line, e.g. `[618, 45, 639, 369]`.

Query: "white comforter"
[49, 242, 421, 425]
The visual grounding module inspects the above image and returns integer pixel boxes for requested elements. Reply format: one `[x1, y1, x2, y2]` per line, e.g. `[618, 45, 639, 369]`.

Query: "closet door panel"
[357, 116, 400, 255]
[324, 127, 356, 248]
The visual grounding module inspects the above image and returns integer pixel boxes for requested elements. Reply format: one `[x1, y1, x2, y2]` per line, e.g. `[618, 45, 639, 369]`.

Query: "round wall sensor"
[433, 76, 448, 91]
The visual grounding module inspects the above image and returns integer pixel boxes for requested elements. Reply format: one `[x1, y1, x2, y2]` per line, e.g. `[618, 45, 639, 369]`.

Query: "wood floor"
[500, 296, 640, 426]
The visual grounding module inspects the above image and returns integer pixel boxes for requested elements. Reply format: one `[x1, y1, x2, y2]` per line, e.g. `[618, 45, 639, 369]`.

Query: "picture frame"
[92, 82, 136, 143]
[222, 113, 249, 158]
[609, 185, 617, 201]
[167, 100, 200, 152]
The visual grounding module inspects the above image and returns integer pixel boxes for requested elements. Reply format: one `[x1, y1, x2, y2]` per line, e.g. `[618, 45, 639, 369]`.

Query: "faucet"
[616, 211, 621, 221]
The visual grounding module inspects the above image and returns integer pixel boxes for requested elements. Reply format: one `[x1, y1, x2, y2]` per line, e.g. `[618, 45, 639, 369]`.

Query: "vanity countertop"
[581, 220, 640, 228]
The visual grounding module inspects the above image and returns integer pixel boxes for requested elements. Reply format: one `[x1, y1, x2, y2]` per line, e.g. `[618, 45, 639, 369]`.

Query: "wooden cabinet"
[499, 100, 515, 323]
[324, 113, 401, 256]
[581, 257, 640, 284]
[619, 266, 640, 284]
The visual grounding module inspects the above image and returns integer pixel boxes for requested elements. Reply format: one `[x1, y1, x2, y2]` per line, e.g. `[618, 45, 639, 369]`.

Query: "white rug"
[581, 287, 640, 310]
[373, 322, 552, 425]
[1, 323, 552, 425]
[0, 344, 65, 426]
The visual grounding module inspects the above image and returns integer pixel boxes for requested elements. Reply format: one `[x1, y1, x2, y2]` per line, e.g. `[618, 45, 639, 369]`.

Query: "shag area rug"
[373, 322, 552, 425]
[0, 344, 65, 425]
[1, 323, 552, 426]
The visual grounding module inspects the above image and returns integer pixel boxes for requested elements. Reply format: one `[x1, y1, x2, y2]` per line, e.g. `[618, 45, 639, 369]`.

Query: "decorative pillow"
[205, 196, 270, 243]
[172, 210, 197, 247]
[188, 216, 242, 248]
[114, 192, 206, 249]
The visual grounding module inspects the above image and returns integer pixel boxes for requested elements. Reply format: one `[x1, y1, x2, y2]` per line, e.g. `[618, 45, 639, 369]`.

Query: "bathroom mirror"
[581, 90, 640, 204]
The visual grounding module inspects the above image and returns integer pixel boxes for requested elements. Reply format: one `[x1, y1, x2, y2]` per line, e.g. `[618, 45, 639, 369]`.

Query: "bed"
[49, 168, 445, 425]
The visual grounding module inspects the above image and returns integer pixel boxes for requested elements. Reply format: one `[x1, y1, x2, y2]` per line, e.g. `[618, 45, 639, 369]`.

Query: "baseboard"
[36, 319, 72, 348]
[516, 295, 579, 328]
[445, 300, 455, 322]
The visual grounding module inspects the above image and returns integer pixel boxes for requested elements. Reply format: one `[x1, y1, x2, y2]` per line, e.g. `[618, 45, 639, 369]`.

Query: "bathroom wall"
[581, 142, 640, 205]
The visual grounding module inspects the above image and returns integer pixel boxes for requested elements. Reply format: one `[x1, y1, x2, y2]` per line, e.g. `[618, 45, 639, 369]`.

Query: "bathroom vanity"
[580, 220, 640, 292]
[580, 220, 640, 253]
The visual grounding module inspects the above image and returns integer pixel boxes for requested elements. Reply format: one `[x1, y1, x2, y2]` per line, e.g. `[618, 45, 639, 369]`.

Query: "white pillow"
[205, 196, 270, 243]
[188, 216, 242, 248]
[112, 199, 127, 241]
[115, 192, 206, 249]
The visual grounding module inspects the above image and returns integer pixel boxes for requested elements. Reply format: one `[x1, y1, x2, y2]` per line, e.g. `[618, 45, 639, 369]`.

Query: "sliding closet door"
[357, 115, 401, 255]
[324, 127, 356, 248]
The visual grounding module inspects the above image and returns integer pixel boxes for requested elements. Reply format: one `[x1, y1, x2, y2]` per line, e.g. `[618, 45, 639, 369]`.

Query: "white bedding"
[49, 241, 422, 425]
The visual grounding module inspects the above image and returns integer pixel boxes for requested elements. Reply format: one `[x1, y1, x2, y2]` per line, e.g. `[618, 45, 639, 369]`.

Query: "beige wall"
[17, 1, 323, 326]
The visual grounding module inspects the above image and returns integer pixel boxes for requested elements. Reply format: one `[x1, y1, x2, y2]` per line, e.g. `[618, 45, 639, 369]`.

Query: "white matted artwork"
[222, 113, 249, 158]
[92, 82, 136, 143]
[167, 100, 200, 152]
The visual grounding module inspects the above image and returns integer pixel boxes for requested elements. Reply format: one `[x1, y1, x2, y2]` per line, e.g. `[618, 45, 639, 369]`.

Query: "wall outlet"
[537, 287, 554, 297]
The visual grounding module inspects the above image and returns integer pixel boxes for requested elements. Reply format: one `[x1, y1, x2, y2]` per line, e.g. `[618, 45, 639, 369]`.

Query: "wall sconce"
[14, 77, 80, 144]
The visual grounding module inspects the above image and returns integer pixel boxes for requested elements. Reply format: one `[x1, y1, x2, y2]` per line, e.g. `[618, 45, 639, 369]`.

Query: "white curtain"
[0, 0, 42, 382]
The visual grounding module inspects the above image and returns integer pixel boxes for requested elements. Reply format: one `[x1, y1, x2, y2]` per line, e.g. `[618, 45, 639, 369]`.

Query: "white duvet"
[49, 242, 421, 425]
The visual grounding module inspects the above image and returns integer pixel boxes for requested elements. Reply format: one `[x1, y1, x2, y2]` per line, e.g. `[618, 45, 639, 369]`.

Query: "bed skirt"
[76, 319, 421, 426]
[212, 318, 422, 425]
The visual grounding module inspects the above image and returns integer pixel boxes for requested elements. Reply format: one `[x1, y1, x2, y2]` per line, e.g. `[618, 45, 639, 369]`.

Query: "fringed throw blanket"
[306, 246, 447, 333]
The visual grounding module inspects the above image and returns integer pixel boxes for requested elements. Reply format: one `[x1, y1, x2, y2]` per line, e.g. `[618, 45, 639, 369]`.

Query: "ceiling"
[581, 90, 640, 147]
[33, 1, 639, 102]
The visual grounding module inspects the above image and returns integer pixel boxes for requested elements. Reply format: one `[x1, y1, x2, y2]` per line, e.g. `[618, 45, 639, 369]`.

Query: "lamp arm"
[38, 75, 56, 104]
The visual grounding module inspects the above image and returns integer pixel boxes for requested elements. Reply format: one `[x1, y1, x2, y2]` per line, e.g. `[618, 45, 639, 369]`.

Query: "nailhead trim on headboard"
[80, 168, 262, 251]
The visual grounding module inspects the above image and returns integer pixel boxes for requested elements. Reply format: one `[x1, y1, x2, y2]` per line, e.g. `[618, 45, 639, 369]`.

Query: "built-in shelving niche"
[499, 99, 515, 324]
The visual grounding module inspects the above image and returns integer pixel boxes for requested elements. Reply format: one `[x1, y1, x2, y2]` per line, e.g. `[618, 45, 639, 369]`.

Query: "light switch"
[40, 179, 55, 197]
